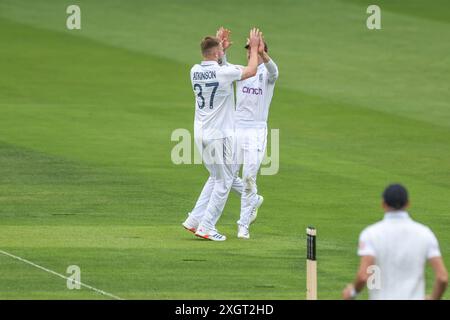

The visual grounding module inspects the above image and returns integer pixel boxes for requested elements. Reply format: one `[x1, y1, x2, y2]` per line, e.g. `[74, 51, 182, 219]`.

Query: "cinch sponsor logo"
[242, 86, 263, 95]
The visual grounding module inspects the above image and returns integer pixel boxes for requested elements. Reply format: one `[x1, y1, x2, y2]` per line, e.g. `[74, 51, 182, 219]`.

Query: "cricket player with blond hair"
[182, 28, 262, 241]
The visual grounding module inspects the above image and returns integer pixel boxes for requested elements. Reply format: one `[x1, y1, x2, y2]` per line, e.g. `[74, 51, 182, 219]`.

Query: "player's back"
[190, 61, 242, 139]
[360, 212, 440, 300]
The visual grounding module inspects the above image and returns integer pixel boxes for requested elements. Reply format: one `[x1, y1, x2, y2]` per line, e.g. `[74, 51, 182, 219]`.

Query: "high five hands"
[216, 26, 233, 51]
[217, 26, 264, 55]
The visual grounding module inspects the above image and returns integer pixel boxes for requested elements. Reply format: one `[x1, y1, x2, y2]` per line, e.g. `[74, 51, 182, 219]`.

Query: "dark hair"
[245, 41, 268, 52]
[382, 184, 408, 210]
[200, 36, 220, 56]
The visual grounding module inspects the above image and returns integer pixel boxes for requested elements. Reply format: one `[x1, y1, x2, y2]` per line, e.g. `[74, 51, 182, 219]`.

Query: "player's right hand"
[222, 28, 232, 50]
[248, 28, 261, 49]
[258, 33, 265, 55]
[216, 26, 233, 51]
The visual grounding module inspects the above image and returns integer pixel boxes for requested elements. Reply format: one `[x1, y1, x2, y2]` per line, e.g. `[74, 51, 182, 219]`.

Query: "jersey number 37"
[194, 82, 219, 109]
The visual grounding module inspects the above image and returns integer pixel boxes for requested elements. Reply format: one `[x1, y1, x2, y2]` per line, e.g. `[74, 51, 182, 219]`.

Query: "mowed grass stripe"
[1, 0, 449, 127]
[0, 249, 123, 299]
[1, 17, 448, 189]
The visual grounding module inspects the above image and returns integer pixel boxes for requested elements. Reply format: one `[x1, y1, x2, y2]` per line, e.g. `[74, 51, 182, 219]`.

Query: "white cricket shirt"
[190, 61, 242, 139]
[235, 60, 278, 128]
[358, 211, 442, 300]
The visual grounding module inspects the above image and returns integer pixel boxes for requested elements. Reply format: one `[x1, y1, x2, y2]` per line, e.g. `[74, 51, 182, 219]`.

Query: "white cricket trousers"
[189, 177, 243, 223]
[235, 126, 267, 228]
[190, 136, 237, 231]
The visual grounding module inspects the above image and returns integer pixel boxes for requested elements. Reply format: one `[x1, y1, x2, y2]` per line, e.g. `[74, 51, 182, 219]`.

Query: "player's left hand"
[342, 284, 356, 300]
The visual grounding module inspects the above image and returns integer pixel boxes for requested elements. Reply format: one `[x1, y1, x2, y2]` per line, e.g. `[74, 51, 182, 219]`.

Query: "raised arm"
[216, 27, 232, 66]
[259, 35, 279, 82]
[240, 28, 260, 80]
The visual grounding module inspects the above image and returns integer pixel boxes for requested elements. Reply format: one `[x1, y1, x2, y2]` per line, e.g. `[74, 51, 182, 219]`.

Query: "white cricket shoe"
[182, 214, 199, 234]
[195, 227, 227, 241]
[237, 225, 250, 239]
[249, 195, 264, 225]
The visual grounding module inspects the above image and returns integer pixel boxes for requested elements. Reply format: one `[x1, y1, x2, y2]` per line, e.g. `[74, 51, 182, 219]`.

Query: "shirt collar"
[383, 211, 410, 220]
[201, 60, 219, 66]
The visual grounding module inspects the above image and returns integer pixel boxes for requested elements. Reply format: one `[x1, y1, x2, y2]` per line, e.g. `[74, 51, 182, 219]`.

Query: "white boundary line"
[0, 249, 124, 300]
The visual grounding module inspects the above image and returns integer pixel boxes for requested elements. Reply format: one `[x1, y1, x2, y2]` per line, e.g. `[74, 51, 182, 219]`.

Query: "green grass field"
[1, 0, 449, 299]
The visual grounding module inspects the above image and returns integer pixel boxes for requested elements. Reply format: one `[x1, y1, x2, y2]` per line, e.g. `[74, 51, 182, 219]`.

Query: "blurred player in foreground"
[342, 184, 448, 299]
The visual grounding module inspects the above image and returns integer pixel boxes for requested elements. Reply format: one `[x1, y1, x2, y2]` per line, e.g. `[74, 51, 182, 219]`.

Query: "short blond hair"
[200, 36, 220, 56]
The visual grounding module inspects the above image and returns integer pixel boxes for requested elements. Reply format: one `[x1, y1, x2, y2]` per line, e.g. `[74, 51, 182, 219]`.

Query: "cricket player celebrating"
[199, 27, 279, 240]
[342, 184, 448, 300]
[232, 33, 279, 239]
[182, 28, 261, 241]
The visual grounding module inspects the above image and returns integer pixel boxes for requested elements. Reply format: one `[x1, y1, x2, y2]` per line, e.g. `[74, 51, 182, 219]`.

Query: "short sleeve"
[358, 228, 376, 257]
[426, 229, 441, 259]
[219, 65, 242, 82]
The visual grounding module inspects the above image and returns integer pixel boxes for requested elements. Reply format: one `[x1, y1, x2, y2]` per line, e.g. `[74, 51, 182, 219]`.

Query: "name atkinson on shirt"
[192, 71, 217, 80]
